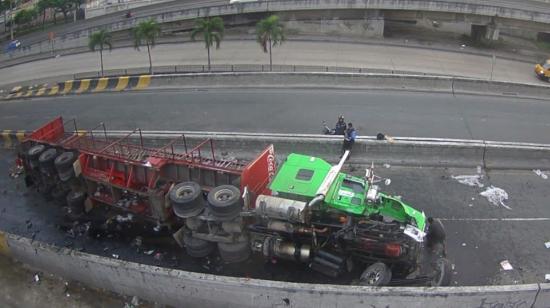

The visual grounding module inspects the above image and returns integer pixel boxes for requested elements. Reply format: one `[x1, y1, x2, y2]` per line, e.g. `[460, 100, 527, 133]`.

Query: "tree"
[256, 15, 285, 71]
[133, 19, 160, 74]
[191, 17, 224, 71]
[89, 29, 112, 77]
[69, 0, 83, 22]
[36, 0, 52, 28]
[14, 8, 37, 27]
[50, 0, 72, 23]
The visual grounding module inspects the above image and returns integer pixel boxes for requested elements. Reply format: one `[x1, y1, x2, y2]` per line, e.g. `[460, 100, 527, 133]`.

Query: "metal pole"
[138, 128, 143, 148]
[10, 0, 14, 40]
[490, 54, 496, 81]
[102, 123, 107, 141]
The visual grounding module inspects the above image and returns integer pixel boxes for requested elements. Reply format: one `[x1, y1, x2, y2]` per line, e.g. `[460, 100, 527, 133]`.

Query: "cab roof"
[269, 153, 331, 197]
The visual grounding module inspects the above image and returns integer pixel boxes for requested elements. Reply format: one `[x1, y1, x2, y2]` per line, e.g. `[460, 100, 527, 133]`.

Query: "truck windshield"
[341, 179, 364, 193]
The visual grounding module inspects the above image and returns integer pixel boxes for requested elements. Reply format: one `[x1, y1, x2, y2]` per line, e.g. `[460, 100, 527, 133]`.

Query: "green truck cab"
[269, 153, 426, 233]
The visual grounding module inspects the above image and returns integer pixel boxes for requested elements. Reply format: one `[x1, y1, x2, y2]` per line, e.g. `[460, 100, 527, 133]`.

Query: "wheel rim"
[214, 188, 234, 202]
[176, 187, 194, 198]
[365, 270, 382, 285]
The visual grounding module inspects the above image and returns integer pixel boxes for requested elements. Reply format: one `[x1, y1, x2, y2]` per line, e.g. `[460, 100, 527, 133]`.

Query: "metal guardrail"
[72, 64, 460, 79]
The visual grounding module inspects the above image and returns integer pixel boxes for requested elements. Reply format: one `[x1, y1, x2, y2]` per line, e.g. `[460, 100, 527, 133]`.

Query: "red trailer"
[21, 117, 276, 262]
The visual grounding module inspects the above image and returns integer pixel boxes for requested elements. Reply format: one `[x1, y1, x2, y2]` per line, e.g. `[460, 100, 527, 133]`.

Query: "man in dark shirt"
[342, 122, 357, 157]
[334, 115, 346, 135]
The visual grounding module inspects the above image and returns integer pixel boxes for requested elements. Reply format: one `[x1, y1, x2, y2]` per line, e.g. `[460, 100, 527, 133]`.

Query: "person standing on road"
[342, 122, 357, 156]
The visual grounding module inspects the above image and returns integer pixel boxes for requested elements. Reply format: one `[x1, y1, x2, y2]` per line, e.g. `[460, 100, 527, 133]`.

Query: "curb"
[3, 72, 550, 101]
[3, 75, 152, 100]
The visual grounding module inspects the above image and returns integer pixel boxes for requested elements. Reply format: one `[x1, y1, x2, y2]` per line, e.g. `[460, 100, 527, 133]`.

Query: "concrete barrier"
[4, 130, 550, 169]
[1, 231, 547, 308]
[146, 73, 550, 99]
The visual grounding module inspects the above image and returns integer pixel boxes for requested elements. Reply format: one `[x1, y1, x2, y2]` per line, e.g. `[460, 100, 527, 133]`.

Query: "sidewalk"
[0, 35, 542, 88]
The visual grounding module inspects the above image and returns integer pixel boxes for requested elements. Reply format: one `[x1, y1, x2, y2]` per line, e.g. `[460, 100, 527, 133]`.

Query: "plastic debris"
[468, 204, 473, 207]
[533, 169, 548, 180]
[480, 186, 510, 210]
[153, 224, 161, 232]
[500, 260, 513, 271]
[115, 213, 133, 223]
[33, 273, 40, 283]
[461, 243, 466, 247]
[384, 179, 391, 186]
[451, 175, 484, 188]
[383, 163, 391, 169]
[545, 242, 550, 249]
[144, 250, 155, 255]
[112, 254, 119, 259]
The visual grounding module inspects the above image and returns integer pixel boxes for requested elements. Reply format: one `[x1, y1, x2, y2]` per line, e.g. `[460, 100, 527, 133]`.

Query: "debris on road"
[545, 242, 550, 249]
[451, 174, 484, 188]
[383, 163, 391, 169]
[461, 243, 466, 247]
[144, 250, 155, 255]
[500, 260, 513, 271]
[533, 169, 548, 179]
[115, 214, 133, 223]
[480, 186, 510, 210]
[545, 274, 550, 282]
[112, 254, 119, 259]
[33, 273, 40, 283]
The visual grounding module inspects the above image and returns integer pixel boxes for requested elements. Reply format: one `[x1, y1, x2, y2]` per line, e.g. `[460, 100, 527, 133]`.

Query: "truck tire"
[426, 218, 446, 248]
[55, 151, 77, 181]
[38, 148, 58, 173]
[183, 233, 214, 258]
[66, 190, 86, 216]
[218, 240, 251, 263]
[28, 144, 46, 168]
[359, 262, 392, 286]
[170, 182, 204, 218]
[207, 185, 242, 220]
[430, 257, 452, 287]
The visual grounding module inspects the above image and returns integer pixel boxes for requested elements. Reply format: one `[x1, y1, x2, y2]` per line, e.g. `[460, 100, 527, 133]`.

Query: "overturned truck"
[19, 117, 451, 286]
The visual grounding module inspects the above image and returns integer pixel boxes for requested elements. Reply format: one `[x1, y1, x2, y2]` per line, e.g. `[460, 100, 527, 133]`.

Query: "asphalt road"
[2, 89, 550, 144]
[1, 148, 549, 286]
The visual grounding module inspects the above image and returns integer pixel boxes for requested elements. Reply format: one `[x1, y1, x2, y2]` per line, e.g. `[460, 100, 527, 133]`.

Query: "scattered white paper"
[545, 242, 550, 249]
[480, 186, 510, 210]
[533, 169, 548, 179]
[500, 260, 513, 271]
[451, 175, 484, 188]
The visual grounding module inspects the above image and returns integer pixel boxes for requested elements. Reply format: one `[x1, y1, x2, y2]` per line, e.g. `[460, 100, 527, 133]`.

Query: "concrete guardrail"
[4, 129, 550, 170]
[6, 72, 549, 101]
[0, 231, 549, 307]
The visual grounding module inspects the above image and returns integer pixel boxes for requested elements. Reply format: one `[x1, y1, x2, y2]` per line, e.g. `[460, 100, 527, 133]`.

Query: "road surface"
[2, 89, 550, 144]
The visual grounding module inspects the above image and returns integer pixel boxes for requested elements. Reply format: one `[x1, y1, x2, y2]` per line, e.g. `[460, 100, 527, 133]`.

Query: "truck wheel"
[426, 218, 446, 248]
[28, 144, 46, 168]
[38, 148, 58, 173]
[218, 240, 251, 263]
[66, 190, 86, 217]
[183, 233, 214, 258]
[430, 257, 452, 287]
[55, 151, 77, 181]
[170, 182, 204, 218]
[359, 262, 392, 286]
[207, 185, 242, 220]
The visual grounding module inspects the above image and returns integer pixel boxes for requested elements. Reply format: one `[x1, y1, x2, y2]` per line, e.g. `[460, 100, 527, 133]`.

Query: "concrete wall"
[1, 232, 548, 308]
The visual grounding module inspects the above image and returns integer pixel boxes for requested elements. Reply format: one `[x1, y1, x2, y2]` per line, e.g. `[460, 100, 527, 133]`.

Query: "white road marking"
[437, 218, 550, 221]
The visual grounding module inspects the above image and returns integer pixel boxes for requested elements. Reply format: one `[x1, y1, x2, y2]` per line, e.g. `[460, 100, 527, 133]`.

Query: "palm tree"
[256, 15, 285, 71]
[88, 29, 112, 77]
[191, 17, 224, 71]
[133, 19, 160, 74]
